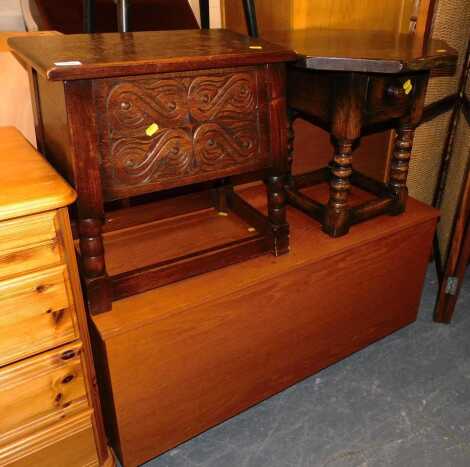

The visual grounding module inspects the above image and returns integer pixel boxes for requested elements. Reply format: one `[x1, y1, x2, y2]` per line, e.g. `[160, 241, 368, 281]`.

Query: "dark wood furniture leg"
[265, 63, 290, 254]
[199, 0, 210, 29]
[83, 0, 96, 33]
[266, 173, 289, 255]
[242, 0, 259, 37]
[389, 73, 429, 215]
[324, 139, 354, 237]
[323, 73, 366, 237]
[286, 109, 298, 186]
[389, 123, 415, 215]
[64, 80, 112, 314]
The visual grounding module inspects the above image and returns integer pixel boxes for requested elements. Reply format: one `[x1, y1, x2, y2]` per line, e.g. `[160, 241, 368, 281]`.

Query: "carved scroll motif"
[193, 122, 258, 170]
[188, 73, 257, 121]
[108, 129, 193, 186]
[106, 79, 189, 137]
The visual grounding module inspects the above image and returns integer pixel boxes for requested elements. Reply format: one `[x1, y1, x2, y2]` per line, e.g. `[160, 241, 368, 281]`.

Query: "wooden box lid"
[263, 29, 458, 73]
[0, 127, 75, 221]
[7, 29, 297, 81]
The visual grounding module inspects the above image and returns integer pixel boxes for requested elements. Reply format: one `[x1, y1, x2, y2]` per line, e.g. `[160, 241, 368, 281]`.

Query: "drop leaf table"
[263, 29, 458, 237]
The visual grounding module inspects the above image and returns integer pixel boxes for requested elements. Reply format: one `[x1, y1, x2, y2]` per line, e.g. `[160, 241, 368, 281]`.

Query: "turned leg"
[266, 173, 289, 256]
[78, 218, 112, 314]
[286, 109, 297, 187]
[389, 124, 415, 215]
[323, 139, 354, 237]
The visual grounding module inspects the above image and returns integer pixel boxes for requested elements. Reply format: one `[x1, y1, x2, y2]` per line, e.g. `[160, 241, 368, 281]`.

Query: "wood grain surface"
[0, 410, 98, 467]
[222, 0, 429, 36]
[0, 127, 75, 221]
[0, 265, 77, 367]
[263, 28, 457, 73]
[92, 184, 438, 466]
[8, 29, 296, 81]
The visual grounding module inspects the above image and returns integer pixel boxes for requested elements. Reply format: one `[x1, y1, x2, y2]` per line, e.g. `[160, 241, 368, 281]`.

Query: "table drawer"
[0, 265, 77, 367]
[365, 75, 416, 124]
[96, 68, 270, 200]
[0, 410, 98, 467]
[0, 211, 62, 279]
[0, 342, 87, 436]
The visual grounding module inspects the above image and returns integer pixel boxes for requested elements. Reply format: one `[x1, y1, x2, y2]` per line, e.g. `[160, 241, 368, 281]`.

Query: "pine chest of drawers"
[0, 128, 113, 466]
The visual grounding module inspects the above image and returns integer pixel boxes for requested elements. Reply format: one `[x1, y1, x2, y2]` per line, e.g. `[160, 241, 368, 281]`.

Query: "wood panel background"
[222, 0, 425, 35]
[221, 0, 432, 182]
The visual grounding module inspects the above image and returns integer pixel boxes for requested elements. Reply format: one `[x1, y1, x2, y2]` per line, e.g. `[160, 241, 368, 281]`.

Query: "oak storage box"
[91, 183, 439, 466]
[8, 30, 297, 314]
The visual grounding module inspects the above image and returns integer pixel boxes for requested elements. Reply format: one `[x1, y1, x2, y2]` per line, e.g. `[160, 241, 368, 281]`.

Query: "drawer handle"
[62, 374, 75, 384]
[386, 84, 406, 100]
[61, 350, 76, 360]
[386, 80, 413, 100]
[52, 309, 65, 324]
[36, 284, 50, 293]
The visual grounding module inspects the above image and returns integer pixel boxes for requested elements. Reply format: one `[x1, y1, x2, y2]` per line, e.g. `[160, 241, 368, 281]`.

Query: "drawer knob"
[62, 374, 75, 384]
[61, 350, 76, 360]
[52, 309, 64, 324]
[36, 284, 48, 293]
[120, 101, 130, 110]
[386, 80, 413, 100]
[386, 84, 406, 99]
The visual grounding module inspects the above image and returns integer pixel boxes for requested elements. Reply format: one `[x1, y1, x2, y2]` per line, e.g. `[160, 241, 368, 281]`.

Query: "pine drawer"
[0, 211, 63, 280]
[0, 342, 87, 437]
[0, 410, 98, 467]
[0, 265, 78, 367]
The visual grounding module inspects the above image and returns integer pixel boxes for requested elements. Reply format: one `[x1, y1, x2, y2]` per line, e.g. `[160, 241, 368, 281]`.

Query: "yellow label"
[218, 211, 229, 217]
[436, 49, 447, 53]
[249, 45, 263, 50]
[403, 79, 413, 95]
[145, 123, 160, 137]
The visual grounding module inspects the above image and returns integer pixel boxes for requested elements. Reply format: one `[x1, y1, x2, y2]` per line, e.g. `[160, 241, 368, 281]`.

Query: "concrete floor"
[143, 266, 470, 467]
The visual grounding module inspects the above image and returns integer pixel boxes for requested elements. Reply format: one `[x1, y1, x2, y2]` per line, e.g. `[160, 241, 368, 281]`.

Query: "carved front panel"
[96, 68, 269, 200]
